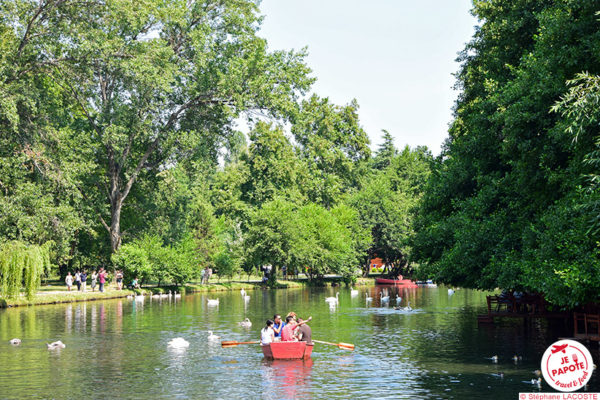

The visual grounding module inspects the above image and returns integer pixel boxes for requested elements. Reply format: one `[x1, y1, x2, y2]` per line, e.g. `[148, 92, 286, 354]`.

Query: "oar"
[221, 340, 260, 348]
[313, 339, 355, 351]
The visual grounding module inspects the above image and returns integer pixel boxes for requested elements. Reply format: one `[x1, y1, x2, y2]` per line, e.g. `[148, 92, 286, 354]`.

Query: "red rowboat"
[375, 277, 419, 288]
[261, 341, 314, 360]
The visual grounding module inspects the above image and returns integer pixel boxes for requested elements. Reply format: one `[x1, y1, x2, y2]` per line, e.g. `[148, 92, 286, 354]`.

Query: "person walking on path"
[80, 271, 88, 292]
[98, 268, 107, 292]
[74, 271, 81, 291]
[116, 270, 124, 290]
[65, 272, 73, 291]
[91, 270, 98, 292]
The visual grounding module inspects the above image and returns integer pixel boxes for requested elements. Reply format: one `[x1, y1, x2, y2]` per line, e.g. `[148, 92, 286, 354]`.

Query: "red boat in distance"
[262, 341, 314, 360]
[375, 277, 419, 288]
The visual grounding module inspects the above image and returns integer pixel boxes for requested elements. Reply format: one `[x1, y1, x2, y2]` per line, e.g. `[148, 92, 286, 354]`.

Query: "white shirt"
[261, 327, 274, 345]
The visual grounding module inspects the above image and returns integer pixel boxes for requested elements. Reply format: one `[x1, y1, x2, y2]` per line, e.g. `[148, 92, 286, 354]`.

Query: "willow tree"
[0, 241, 50, 300]
[6, 0, 313, 254]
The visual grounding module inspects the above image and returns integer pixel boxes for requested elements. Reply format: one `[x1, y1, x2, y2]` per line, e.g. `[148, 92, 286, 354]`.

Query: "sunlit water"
[0, 286, 598, 399]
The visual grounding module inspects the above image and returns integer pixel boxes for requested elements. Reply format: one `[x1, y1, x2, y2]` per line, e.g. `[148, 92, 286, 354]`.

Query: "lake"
[0, 286, 598, 399]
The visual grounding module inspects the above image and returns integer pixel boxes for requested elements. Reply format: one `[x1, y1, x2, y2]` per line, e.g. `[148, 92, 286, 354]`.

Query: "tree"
[411, 0, 600, 306]
[0, 241, 51, 300]
[372, 130, 397, 171]
[5, 0, 313, 255]
[291, 95, 371, 207]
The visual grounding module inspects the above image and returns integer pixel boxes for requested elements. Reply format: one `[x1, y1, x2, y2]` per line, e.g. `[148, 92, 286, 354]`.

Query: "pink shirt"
[281, 323, 297, 341]
[99, 272, 106, 284]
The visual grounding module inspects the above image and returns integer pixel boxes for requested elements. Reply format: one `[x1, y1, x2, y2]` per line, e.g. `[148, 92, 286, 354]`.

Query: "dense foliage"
[0, 241, 50, 299]
[0, 0, 429, 292]
[412, 0, 600, 307]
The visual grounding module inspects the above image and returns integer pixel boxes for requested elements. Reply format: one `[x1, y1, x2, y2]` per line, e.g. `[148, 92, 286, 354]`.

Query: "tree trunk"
[109, 204, 122, 255]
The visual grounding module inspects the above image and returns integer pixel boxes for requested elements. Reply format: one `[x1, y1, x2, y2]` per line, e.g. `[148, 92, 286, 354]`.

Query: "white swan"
[174, 291, 182, 299]
[395, 295, 402, 304]
[9, 338, 21, 345]
[325, 292, 339, 304]
[490, 355, 498, 363]
[448, 288, 455, 295]
[365, 294, 373, 302]
[243, 294, 250, 302]
[47, 340, 65, 349]
[208, 331, 220, 341]
[403, 301, 412, 311]
[207, 298, 219, 306]
[238, 318, 252, 328]
[350, 288, 358, 297]
[168, 337, 190, 348]
[240, 288, 246, 296]
[380, 292, 390, 303]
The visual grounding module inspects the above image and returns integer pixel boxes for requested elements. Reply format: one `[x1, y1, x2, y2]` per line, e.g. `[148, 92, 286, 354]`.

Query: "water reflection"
[262, 359, 313, 399]
[0, 287, 598, 399]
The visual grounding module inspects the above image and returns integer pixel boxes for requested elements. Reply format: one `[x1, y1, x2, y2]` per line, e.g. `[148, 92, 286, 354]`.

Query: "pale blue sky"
[256, 0, 478, 155]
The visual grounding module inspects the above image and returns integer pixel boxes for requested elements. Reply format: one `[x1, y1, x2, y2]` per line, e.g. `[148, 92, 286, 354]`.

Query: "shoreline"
[0, 278, 375, 309]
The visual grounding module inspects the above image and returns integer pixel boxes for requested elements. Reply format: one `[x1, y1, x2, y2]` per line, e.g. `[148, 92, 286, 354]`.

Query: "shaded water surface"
[0, 287, 598, 399]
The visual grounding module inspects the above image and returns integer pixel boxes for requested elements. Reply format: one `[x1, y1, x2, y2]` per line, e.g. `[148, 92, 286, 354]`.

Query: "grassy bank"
[0, 276, 375, 308]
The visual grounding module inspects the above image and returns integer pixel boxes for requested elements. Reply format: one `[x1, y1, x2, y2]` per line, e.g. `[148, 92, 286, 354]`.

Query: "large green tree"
[4, 0, 313, 255]
[412, 0, 600, 306]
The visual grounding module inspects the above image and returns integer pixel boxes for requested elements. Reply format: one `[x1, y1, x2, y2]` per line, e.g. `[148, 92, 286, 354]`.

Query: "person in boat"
[295, 317, 312, 345]
[280, 316, 298, 342]
[281, 315, 312, 342]
[261, 320, 275, 345]
[272, 314, 285, 341]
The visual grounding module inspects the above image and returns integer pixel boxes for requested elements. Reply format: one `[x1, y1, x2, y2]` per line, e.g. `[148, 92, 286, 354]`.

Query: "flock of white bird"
[326, 288, 414, 312]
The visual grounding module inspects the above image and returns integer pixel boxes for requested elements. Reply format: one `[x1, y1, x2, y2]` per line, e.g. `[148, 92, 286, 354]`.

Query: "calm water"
[0, 286, 598, 399]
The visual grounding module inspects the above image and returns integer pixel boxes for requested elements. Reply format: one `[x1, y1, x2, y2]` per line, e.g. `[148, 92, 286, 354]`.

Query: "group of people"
[260, 312, 312, 345]
[65, 268, 109, 292]
[201, 267, 212, 284]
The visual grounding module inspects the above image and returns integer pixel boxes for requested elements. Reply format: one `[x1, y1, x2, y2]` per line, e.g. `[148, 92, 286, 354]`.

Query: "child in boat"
[261, 319, 275, 345]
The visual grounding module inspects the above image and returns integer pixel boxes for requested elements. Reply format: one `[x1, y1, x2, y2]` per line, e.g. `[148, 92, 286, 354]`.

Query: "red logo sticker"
[541, 339, 593, 392]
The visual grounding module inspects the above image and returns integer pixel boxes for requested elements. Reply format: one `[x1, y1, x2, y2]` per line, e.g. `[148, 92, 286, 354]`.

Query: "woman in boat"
[261, 320, 275, 345]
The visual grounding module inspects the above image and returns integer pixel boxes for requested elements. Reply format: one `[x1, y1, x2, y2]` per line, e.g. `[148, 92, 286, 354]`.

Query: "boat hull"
[261, 341, 313, 360]
[375, 278, 419, 288]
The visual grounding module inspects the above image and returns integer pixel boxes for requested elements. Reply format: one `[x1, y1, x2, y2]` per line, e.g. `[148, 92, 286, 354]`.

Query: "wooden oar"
[221, 340, 260, 348]
[313, 339, 355, 351]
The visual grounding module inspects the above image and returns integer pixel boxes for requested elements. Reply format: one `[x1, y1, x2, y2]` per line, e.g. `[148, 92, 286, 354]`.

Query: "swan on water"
[325, 292, 339, 304]
[380, 292, 390, 303]
[403, 301, 412, 311]
[207, 298, 219, 306]
[208, 331, 220, 341]
[47, 340, 65, 349]
[350, 288, 358, 297]
[395, 295, 402, 304]
[168, 338, 190, 348]
[243, 294, 250, 302]
[240, 288, 246, 296]
[9, 338, 21, 345]
[174, 292, 181, 299]
[238, 318, 252, 328]
[448, 289, 455, 295]
[365, 294, 373, 302]
[490, 355, 498, 363]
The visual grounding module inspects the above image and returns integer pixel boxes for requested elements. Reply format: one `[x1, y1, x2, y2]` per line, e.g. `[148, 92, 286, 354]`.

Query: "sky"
[255, 0, 478, 155]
